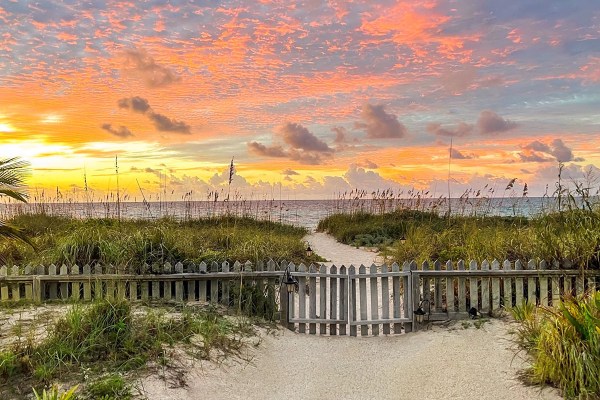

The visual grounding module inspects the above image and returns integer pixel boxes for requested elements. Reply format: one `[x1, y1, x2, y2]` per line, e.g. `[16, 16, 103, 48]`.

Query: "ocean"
[0, 197, 570, 232]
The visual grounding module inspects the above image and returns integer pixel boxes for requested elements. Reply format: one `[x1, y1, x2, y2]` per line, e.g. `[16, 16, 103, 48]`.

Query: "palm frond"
[0, 221, 34, 247]
[0, 188, 28, 203]
[0, 157, 30, 185]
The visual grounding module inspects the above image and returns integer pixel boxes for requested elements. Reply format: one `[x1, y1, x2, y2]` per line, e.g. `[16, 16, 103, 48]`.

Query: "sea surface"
[0, 197, 577, 232]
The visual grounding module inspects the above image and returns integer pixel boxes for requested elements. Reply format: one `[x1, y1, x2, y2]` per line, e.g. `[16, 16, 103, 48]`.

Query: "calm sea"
[0, 197, 569, 232]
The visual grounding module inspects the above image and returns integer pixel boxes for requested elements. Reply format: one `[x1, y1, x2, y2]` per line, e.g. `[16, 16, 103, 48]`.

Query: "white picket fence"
[2, 259, 599, 337]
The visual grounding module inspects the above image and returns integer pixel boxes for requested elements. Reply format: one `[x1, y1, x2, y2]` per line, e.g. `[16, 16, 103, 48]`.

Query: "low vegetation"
[510, 292, 600, 398]
[1, 299, 257, 399]
[317, 208, 600, 268]
[0, 214, 313, 268]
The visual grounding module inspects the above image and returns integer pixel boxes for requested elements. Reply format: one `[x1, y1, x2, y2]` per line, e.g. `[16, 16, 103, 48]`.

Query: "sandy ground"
[141, 320, 559, 400]
[141, 233, 562, 400]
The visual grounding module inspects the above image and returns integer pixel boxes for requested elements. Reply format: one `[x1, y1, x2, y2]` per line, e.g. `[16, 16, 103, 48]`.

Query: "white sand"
[140, 233, 562, 400]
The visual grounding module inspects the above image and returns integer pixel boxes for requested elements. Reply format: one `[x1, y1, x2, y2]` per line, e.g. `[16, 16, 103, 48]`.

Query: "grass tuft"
[511, 292, 600, 398]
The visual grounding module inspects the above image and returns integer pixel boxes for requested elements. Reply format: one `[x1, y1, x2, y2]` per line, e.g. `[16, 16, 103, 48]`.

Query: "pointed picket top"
[481, 260, 490, 270]
[24, 265, 32, 275]
[340, 265, 347, 274]
[11, 265, 19, 276]
[279, 260, 288, 271]
[164, 262, 173, 274]
[298, 263, 307, 272]
[267, 259, 277, 271]
[370, 263, 378, 270]
[433, 259, 441, 270]
[36, 265, 45, 274]
[457, 259, 465, 270]
[244, 261, 252, 271]
[187, 262, 197, 273]
[469, 260, 478, 271]
[320, 264, 327, 275]
[540, 260, 548, 270]
[71, 265, 80, 275]
[552, 259, 560, 270]
[563, 259, 572, 269]
[0, 266, 6, 276]
[309, 263, 317, 273]
[381, 263, 388, 273]
[515, 260, 523, 270]
[409, 260, 417, 270]
[221, 261, 229, 273]
[348, 264, 356, 275]
[330, 264, 337, 274]
[422, 260, 429, 270]
[49, 264, 57, 275]
[503, 259, 512, 270]
[94, 264, 102, 274]
[446, 260, 453, 271]
[288, 262, 296, 272]
[210, 261, 219, 272]
[369, 264, 377, 274]
[59, 264, 68, 275]
[527, 259, 536, 270]
[83, 264, 91, 275]
[359, 264, 366, 274]
[175, 262, 184, 273]
[199, 261, 207, 273]
[402, 261, 410, 271]
[391, 262, 399, 271]
[491, 260, 500, 270]
[233, 261, 242, 272]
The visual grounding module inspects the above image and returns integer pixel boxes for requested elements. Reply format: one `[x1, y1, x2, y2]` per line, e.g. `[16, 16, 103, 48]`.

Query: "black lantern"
[414, 299, 430, 324]
[399, 235, 407, 245]
[305, 243, 313, 258]
[283, 267, 299, 294]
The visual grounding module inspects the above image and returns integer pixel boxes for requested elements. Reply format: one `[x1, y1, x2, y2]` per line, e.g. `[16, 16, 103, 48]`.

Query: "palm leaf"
[0, 157, 30, 207]
[0, 188, 28, 203]
[0, 221, 34, 247]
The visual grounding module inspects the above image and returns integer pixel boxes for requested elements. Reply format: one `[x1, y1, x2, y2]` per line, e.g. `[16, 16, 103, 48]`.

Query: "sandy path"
[142, 320, 559, 400]
[142, 233, 561, 400]
[304, 232, 382, 267]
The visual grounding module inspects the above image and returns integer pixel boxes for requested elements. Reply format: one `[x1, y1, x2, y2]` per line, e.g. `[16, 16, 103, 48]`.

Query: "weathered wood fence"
[2, 259, 599, 337]
[0, 261, 286, 309]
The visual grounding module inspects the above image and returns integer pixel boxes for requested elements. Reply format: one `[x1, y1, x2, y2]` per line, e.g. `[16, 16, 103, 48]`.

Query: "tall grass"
[0, 214, 312, 268]
[511, 292, 600, 398]
[318, 208, 600, 268]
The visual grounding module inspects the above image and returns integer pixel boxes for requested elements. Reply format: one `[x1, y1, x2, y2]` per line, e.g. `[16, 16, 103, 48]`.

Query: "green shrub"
[512, 292, 600, 398]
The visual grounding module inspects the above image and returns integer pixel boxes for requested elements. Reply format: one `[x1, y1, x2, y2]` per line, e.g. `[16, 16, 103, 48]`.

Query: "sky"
[1, 0, 599, 201]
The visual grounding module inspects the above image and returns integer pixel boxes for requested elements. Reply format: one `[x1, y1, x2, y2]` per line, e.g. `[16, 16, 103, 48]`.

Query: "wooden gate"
[286, 263, 413, 336]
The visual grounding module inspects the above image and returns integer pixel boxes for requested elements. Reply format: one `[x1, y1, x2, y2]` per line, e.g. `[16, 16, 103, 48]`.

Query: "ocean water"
[0, 197, 568, 232]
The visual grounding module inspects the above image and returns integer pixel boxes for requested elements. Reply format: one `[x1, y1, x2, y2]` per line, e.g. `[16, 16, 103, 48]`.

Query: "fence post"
[32, 275, 42, 303]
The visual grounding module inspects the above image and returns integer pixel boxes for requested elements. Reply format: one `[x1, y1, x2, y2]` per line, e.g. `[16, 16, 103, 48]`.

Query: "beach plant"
[0, 157, 34, 260]
[511, 292, 600, 398]
[32, 384, 78, 400]
[0, 214, 310, 268]
[1, 300, 254, 396]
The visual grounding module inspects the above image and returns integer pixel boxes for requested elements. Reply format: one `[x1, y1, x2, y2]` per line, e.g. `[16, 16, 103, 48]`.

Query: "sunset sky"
[1, 0, 599, 201]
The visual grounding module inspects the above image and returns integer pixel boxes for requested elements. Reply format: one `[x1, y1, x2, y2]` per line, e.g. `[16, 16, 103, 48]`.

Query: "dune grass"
[1, 300, 254, 399]
[317, 208, 600, 268]
[510, 292, 600, 398]
[0, 213, 312, 268]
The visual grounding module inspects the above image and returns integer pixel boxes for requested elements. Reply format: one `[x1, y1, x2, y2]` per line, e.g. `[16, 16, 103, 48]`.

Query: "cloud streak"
[117, 96, 191, 134]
